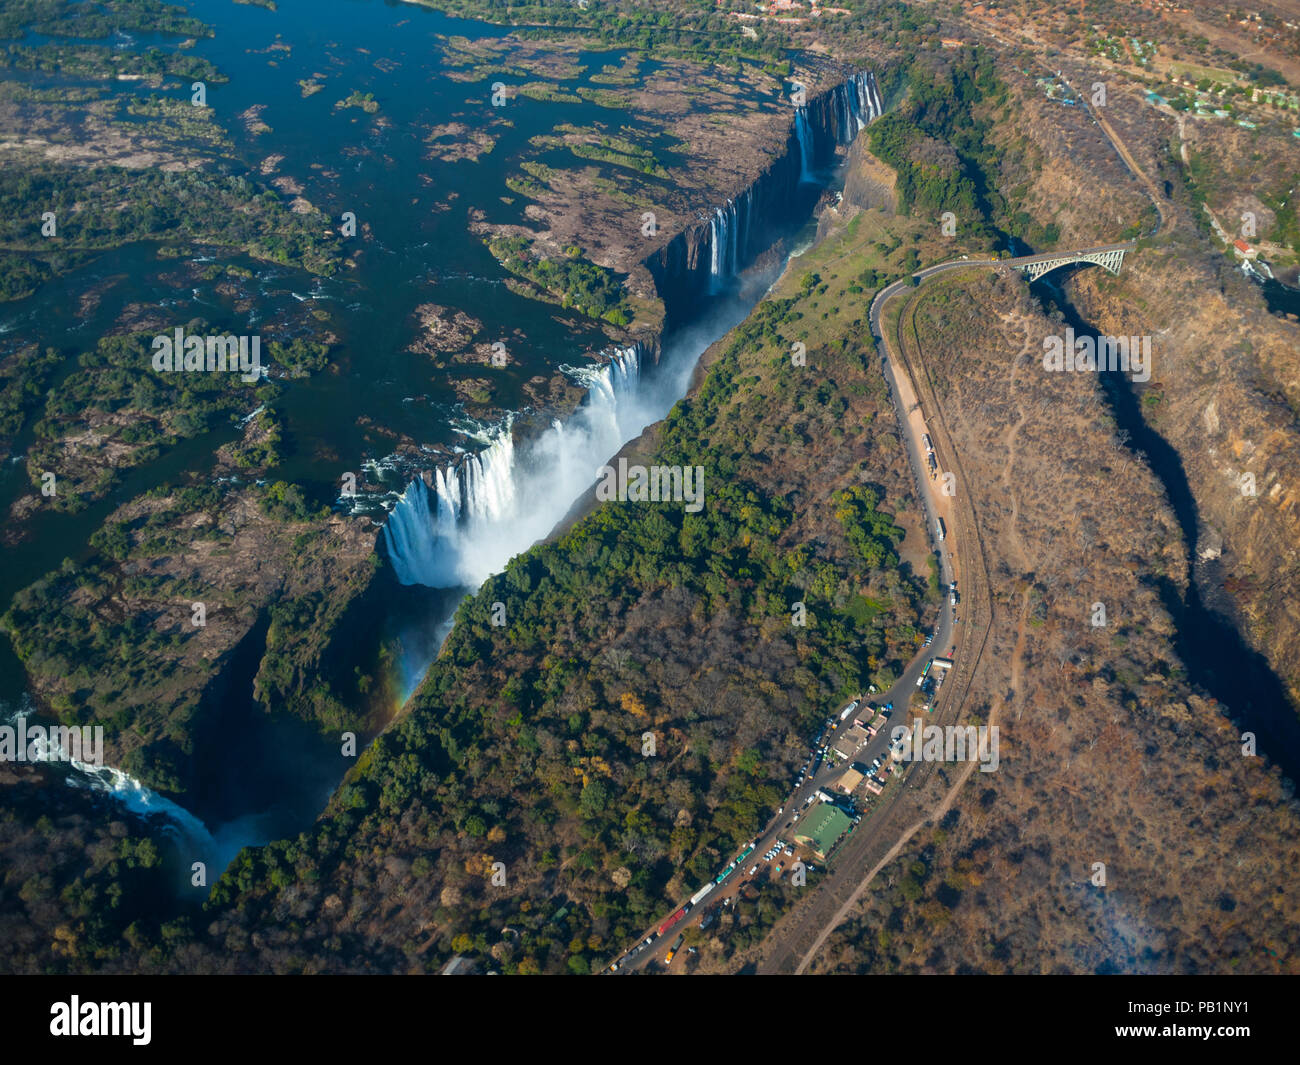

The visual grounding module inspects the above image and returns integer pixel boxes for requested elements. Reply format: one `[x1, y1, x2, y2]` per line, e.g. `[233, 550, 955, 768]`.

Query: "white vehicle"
[936, 517, 946, 542]
[689, 882, 716, 907]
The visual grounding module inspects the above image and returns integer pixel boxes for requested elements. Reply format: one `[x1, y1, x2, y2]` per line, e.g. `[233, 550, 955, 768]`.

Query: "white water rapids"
[7, 68, 885, 891]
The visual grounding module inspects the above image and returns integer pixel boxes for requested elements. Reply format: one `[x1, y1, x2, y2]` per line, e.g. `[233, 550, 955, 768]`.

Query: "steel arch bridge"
[1015, 246, 1129, 282]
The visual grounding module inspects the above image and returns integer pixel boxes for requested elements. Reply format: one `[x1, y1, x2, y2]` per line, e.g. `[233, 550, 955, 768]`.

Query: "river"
[0, 0, 867, 885]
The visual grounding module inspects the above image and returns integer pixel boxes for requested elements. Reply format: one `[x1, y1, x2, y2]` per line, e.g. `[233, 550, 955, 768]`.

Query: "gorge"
[27, 65, 891, 889]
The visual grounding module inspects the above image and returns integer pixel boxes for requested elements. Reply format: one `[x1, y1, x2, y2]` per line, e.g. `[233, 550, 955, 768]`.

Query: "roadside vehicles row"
[689, 882, 715, 907]
[917, 659, 933, 687]
[614, 612, 952, 972]
[713, 843, 757, 887]
[658, 905, 689, 936]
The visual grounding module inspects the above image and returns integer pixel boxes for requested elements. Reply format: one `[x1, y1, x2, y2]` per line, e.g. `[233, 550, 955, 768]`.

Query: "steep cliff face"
[643, 141, 806, 323]
[806, 268, 1300, 976]
[644, 73, 882, 325]
[1066, 246, 1300, 717]
[842, 137, 898, 215]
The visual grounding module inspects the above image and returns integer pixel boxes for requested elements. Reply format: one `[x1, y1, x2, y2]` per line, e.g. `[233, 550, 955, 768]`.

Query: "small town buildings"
[794, 804, 854, 859]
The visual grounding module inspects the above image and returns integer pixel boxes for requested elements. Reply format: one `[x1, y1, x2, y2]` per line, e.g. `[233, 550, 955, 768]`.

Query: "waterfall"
[382, 345, 646, 590]
[69, 761, 219, 854]
[834, 71, 883, 144]
[710, 198, 746, 290]
[794, 105, 815, 182]
[740, 186, 752, 266]
[709, 207, 724, 288]
[65, 758, 284, 885]
[866, 71, 884, 122]
[386, 67, 887, 590]
[2, 699, 234, 883]
[728, 196, 739, 278]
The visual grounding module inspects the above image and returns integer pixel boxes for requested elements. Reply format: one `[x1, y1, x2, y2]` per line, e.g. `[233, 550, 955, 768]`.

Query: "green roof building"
[794, 804, 853, 859]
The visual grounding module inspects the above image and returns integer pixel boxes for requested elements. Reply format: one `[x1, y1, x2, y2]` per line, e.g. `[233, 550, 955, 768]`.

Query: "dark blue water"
[1, 0, 845, 866]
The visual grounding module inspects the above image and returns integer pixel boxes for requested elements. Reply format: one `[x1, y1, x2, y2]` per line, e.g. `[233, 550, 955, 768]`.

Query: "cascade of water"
[741, 187, 752, 265]
[1, 700, 227, 878]
[69, 761, 219, 853]
[867, 72, 884, 120]
[728, 198, 739, 278]
[831, 71, 883, 145]
[383, 478, 445, 586]
[794, 106, 814, 182]
[711, 201, 738, 290]
[382, 346, 645, 591]
[709, 209, 722, 283]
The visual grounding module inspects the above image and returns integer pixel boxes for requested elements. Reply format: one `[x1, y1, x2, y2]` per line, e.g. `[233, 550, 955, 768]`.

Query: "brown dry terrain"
[151, 235, 942, 974]
[810, 268, 1300, 974]
[995, 31, 1300, 713]
[470, 46, 859, 317]
[0, 89, 230, 170]
[1068, 241, 1300, 709]
[986, 69, 1155, 247]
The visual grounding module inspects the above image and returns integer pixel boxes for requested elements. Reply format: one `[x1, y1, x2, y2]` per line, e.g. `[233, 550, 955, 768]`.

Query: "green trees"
[0, 166, 342, 280]
[867, 49, 1011, 245]
[869, 112, 983, 226]
[259, 481, 319, 522]
[833, 485, 905, 572]
[487, 235, 632, 323]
